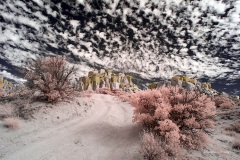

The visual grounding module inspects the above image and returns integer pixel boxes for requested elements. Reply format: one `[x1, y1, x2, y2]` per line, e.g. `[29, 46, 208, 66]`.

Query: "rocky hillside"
[0, 0, 239, 95]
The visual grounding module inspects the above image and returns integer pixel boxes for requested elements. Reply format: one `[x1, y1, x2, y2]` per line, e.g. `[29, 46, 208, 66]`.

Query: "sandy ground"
[0, 93, 240, 160]
[0, 94, 141, 160]
[187, 107, 240, 160]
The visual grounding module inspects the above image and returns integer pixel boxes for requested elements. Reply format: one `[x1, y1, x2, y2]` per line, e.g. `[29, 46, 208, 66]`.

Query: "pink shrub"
[181, 130, 208, 150]
[139, 131, 168, 160]
[25, 57, 76, 102]
[213, 95, 235, 109]
[130, 86, 216, 151]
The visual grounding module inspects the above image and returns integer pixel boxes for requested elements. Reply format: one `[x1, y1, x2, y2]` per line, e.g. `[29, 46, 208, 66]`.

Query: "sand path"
[0, 94, 141, 160]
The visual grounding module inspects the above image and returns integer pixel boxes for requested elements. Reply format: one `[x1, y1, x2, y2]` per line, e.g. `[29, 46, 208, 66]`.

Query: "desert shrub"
[139, 130, 168, 160]
[25, 57, 77, 102]
[130, 86, 216, 151]
[3, 117, 21, 128]
[213, 95, 235, 109]
[233, 140, 240, 150]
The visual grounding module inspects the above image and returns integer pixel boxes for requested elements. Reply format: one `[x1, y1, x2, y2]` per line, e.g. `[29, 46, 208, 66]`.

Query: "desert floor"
[0, 94, 240, 160]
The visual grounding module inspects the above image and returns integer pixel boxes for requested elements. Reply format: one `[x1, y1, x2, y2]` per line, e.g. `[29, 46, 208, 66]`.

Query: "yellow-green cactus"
[172, 75, 185, 82]
[189, 78, 197, 85]
[117, 73, 123, 77]
[172, 75, 180, 82]
[4, 79, 8, 84]
[111, 76, 118, 83]
[119, 83, 125, 88]
[84, 83, 88, 90]
[202, 83, 209, 89]
[106, 83, 110, 89]
[126, 75, 132, 83]
[128, 86, 133, 91]
[0, 78, 3, 90]
[207, 82, 211, 89]
[179, 76, 183, 81]
[8, 82, 13, 87]
[83, 78, 93, 90]
[82, 76, 89, 84]
[105, 69, 112, 73]
[92, 76, 100, 85]
[133, 84, 138, 89]
[88, 71, 94, 78]
[98, 73, 104, 79]
[182, 76, 190, 82]
[148, 82, 158, 89]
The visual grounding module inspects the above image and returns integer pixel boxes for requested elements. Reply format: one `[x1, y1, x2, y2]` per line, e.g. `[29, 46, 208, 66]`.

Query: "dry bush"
[232, 140, 240, 150]
[130, 86, 216, 152]
[225, 122, 240, 133]
[139, 131, 168, 160]
[25, 57, 77, 102]
[213, 95, 235, 109]
[3, 117, 21, 129]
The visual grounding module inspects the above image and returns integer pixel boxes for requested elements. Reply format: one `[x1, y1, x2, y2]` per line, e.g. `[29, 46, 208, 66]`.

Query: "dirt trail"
[0, 94, 141, 160]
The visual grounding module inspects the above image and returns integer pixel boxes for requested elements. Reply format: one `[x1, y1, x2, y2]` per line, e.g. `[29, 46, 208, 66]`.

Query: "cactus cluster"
[0, 77, 16, 91]
[73, 69, 139, 92]
[148, 75, 220, 96]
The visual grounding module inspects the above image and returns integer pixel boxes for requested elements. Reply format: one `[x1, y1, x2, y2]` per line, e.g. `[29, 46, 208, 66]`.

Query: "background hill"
[0, 0, 239, 95]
